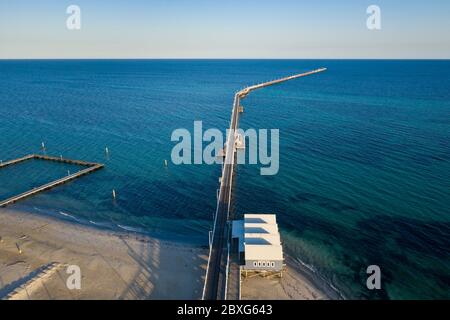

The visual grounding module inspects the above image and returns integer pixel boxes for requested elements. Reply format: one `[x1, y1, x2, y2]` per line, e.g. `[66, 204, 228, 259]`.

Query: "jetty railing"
[0, 154, 104, 208]
[202, 68, 327, 300]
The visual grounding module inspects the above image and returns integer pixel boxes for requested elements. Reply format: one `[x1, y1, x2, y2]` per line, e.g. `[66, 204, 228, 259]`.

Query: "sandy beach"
[0, 208, 207, 300]
[0, 208, 329, 300]
[241, 258, 330, 300]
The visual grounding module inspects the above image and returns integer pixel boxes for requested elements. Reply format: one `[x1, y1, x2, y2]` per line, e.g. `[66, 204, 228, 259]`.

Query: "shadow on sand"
[117, 237, 206, 300]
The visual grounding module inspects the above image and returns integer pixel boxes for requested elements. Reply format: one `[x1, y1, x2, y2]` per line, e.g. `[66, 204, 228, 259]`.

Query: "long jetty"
[0, 154, 104, 208]
[202, 68, 327, 300]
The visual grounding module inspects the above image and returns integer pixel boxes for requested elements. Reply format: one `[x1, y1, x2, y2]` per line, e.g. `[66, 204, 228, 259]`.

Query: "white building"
[232, 214, 284, 272]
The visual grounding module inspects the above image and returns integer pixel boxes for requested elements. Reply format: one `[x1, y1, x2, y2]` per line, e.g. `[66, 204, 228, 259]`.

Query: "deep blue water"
[0, 60, 449, 299]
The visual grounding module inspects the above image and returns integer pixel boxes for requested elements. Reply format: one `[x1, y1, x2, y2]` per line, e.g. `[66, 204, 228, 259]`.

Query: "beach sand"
[240, 260, 329, 300]
[0, 208, 329, 300]
[0, 208, 207, 300]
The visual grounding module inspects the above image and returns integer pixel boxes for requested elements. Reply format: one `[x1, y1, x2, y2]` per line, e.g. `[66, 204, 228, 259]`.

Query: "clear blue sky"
[1, 0, 449, 58]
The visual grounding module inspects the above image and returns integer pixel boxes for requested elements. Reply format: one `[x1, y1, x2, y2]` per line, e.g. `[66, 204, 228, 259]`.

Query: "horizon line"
[1, 58, 450, 61]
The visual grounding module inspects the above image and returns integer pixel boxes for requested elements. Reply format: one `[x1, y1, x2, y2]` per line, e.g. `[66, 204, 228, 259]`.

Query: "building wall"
[243, 260, 283, 271]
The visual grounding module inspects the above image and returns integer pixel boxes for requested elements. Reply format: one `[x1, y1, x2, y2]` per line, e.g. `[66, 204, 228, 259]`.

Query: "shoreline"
[0, 208, 208, 299]
[11, 203, 209, 246]
[0, 207, 333, 300]
[240, 255, 341, 300]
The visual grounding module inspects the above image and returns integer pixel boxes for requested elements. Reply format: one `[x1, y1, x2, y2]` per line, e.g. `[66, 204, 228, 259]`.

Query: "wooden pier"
[202, 68, 327, 300]
[0, 154, 104, 208]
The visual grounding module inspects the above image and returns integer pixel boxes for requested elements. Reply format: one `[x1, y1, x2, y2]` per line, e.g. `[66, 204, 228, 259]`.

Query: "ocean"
[0, 59, 449, 299]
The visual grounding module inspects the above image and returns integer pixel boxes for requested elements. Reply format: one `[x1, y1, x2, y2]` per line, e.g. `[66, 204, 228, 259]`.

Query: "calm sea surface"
[0, 60, 449, 299]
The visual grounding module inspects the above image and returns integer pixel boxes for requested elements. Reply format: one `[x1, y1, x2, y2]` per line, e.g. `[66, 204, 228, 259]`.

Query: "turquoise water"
[0, 60, 449, 299]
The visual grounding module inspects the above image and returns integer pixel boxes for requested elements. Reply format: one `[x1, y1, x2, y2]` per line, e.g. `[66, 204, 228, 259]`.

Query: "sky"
[0, 0, 449, 59]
